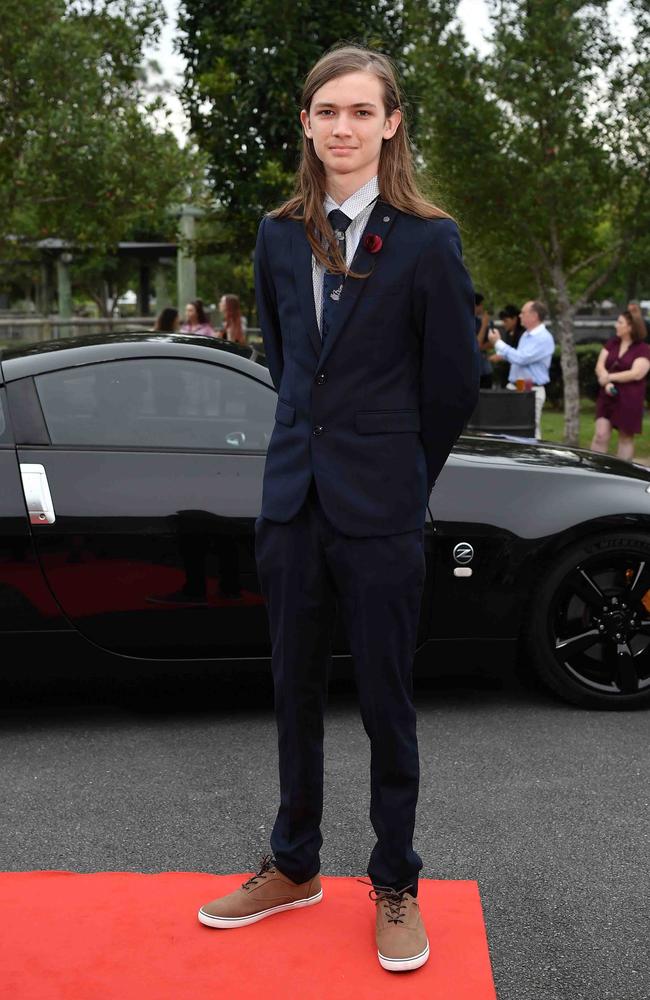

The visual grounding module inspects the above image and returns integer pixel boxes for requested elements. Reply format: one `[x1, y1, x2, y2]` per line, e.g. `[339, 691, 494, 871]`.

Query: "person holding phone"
[591, 309, 650, 460]
[488, 300, 554, 439]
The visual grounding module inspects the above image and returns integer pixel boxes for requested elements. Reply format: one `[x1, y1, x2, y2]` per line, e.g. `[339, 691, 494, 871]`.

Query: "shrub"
[545, 344, 602, 409]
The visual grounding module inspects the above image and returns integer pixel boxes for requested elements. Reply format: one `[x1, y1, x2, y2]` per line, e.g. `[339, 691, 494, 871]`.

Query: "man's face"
[520, 301, 539, 330]
[300, 71, 401, 181]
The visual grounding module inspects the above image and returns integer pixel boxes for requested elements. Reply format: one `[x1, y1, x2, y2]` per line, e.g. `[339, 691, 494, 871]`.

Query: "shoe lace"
[357, 877, 413, 924]
[241, 853, 277, 891]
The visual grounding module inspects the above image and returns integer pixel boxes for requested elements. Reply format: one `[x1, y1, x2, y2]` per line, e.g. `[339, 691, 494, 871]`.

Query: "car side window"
[33, 358, 275, 451]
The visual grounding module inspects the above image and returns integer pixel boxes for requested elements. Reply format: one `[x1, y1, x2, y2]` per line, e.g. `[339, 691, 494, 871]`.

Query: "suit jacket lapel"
[318, 198, 397, 368]
[291, 223, 323, 359]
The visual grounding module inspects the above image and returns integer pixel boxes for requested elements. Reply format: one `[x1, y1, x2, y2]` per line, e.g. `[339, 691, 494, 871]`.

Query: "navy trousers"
[254, 477, 425, 895]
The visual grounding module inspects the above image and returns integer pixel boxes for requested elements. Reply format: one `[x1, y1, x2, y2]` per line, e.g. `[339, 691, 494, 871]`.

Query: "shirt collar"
[528, 323, 546, 335]
[323, 174, 379, 220]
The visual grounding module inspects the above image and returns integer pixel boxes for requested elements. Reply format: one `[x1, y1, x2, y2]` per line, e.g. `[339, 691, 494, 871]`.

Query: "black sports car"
[1, 332, 649, 710]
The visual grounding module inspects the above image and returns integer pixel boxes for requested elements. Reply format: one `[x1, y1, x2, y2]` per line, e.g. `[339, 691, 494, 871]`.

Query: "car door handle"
[20, 463, 56, 525]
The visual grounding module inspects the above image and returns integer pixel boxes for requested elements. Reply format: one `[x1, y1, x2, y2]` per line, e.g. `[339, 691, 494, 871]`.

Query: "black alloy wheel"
[526, 532, 650, 709]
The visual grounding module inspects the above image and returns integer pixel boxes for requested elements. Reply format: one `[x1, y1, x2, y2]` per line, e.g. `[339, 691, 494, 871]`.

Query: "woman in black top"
[498, 304, 525, 346]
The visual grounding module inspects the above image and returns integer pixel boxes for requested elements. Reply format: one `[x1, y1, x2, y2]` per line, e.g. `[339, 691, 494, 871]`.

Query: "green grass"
[541, 398, 650, 461]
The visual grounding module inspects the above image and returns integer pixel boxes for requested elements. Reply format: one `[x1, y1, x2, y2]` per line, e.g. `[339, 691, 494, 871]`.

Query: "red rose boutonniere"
[362, 233, 383, 254]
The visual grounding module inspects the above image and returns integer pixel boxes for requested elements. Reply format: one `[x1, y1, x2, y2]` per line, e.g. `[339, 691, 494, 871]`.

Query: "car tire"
[525, 532, 650, 710]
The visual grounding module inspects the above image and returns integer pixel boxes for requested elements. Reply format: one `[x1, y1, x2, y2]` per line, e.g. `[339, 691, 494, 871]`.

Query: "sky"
[145, 0, 635, 146]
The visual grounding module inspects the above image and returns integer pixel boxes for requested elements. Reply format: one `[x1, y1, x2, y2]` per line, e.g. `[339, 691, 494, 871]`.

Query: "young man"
[199, 45, 479, 973]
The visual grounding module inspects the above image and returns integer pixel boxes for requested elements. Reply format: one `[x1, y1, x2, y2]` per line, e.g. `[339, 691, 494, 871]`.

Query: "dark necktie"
[321, 208, 352, 343]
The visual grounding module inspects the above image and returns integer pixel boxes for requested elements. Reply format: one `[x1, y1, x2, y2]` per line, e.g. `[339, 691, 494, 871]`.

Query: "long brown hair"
[221, 294, 245, 344]
[188, 298, 208, 325]
[154, 307, 179, 332]
[621, 308, 648, 343]
[268, 43, 452, 279]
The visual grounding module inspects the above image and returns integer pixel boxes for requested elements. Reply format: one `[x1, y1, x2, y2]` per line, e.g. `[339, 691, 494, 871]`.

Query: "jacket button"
[312, 425, 324, 436]
[315, 372, 328, 384]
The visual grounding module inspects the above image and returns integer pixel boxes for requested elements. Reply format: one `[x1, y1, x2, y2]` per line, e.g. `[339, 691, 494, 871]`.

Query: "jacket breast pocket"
[275, 397, 295, 426]
[355, 409, 421, 434]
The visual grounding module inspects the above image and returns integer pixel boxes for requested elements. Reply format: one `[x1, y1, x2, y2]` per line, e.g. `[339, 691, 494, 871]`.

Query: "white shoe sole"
[378, 939, 430, 972]
[198, 888, 323, 928]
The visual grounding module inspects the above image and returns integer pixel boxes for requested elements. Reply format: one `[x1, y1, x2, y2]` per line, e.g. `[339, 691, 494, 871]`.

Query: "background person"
[153, 306, 180, 332]
[475, 292, 494, 388]
[488, 300, 554, 439]
[489, 304, 525, 386]
[591, 309, 650, 461]
[180, 299, 217, 336]
[627, 300, 650, 340]
[216, 293, 248, 345]
[498, 304, 525, 346]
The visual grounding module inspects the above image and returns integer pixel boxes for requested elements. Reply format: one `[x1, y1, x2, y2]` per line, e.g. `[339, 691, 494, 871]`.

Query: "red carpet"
[0, 872, 496, 999]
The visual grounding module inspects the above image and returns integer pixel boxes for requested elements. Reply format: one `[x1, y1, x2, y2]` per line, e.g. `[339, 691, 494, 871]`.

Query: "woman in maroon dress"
[591, 309, 650, 460]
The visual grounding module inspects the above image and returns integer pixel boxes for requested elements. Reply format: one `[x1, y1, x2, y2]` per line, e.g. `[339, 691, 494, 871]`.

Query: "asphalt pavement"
[0, 667, 648, 1000]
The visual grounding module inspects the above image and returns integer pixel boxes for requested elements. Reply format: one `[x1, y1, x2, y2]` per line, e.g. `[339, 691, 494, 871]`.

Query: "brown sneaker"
[367, 883, 430, 972]
[198, 854, 323, 929]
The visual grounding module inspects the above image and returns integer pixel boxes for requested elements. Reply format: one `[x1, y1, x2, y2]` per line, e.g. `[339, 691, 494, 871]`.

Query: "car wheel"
[526, 532, 650, 709]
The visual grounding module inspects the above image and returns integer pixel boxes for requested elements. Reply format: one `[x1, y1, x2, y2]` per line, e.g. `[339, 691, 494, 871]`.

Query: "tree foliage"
[0, 0, 194, 267]
[177, 0, 410, 254]
[409, 0, 650, 443]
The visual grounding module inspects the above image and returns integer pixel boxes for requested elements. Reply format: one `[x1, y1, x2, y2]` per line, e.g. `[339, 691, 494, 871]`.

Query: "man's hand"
[487, 329, 500, 346]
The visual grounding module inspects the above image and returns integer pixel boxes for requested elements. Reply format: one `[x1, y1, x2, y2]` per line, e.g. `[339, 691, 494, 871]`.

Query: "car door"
[0, 382, 68, 632]
[427, 443, 536, 641]
[9, 352, 276, 659]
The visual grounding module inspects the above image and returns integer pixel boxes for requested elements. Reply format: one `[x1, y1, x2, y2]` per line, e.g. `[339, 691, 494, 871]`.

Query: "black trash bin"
[466, 388, 536, 437]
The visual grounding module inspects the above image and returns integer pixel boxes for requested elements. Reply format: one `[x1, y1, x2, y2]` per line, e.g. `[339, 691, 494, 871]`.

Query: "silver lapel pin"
[383, 215, 390, 222]
[330, 285, 343, 301]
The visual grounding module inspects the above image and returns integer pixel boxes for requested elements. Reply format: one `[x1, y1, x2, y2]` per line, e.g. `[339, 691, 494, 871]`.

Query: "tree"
[0, 0, 194, 275]
[177, 0, 410, 258]
[409, 0, 650, 444]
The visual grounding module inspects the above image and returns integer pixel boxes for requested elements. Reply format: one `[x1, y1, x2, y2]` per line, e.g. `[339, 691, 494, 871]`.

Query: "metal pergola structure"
[36, 239, 178, 318]
[4, 205, 202, 320]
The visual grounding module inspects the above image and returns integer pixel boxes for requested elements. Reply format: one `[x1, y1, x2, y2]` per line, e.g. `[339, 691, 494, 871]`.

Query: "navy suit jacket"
[253, 197, 480, 537]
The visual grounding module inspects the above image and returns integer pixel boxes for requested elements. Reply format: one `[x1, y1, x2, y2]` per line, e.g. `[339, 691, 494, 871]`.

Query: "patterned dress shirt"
[312, 174, 380, 336]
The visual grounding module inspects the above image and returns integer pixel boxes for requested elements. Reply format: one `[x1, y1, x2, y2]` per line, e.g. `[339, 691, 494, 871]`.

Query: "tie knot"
[327, 209, 352, 240]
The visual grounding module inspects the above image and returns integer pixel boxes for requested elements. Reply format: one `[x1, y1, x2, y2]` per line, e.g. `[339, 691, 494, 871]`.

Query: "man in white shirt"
[488, 300, 554, 438]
